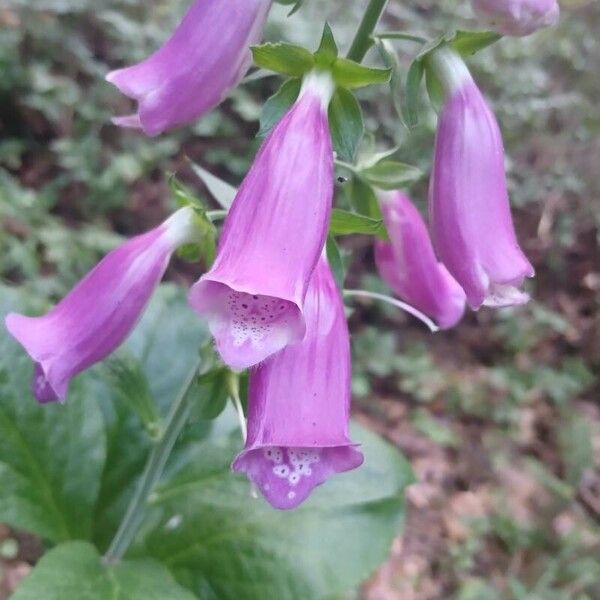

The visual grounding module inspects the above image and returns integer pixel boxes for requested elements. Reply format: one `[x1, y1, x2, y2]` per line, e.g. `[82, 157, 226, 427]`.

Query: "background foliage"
[0, 0, 599, 598]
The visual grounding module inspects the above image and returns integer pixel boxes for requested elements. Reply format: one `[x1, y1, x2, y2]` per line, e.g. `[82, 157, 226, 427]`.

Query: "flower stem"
[343, 289, 440, 333]
[103, 361, 200, 564]
[347, 0, 390, 62]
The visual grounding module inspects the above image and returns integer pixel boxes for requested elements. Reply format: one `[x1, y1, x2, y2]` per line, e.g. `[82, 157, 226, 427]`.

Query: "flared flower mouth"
[233, 444, 364, 510]
[189, 280, 306, 370]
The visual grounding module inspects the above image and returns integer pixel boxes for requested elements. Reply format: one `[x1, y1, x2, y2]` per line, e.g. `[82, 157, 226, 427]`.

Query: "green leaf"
[374, 39, 403, 122]
[332, 58, 391, 89]
[330, 208, 387, 239]
[104, 354, 161, 440]
[0, 287, 106, 543]
[257, 78, 301, 138]
[326, 235, 346, 290]
[344, 175, 380, 219]
[451, 30, 502, 56]
[190, 163, 237, 209]
[12, 542, 196, 600]
[360, 160, 423, 191]
[274, 0, 304, 15]
[403, 59, 425, 129]
[251, 43, 315, 77]
[134, 414, 413, 600]
[328, 88, 364, 162]
[314, 23, 338, 67]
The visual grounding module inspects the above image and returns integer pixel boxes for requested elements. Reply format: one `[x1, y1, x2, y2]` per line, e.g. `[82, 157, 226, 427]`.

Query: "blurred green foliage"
[0, 0, 599, 598]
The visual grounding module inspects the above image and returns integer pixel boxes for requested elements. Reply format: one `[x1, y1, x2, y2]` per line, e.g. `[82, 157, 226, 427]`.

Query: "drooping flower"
[5, 208, 200, 403]
[427, 46, 534, 309]
[106, 0, 272, 136]
[471, 0, 559, 36]
[189, 71, 335, 370]
[374, 191, 466, 329]
[233, 257, 363, 510]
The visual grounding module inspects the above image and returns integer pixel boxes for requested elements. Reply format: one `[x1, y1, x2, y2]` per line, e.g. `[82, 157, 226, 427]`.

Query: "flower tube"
[189, 71, 335, 370]
[233, 257, 363, 510]
[106, 0, 272, 136]
[374, 191, 466, 329]
[471, 0, 559, 37]
[427, 46, 534, 309]
[5, 208, 199, 403]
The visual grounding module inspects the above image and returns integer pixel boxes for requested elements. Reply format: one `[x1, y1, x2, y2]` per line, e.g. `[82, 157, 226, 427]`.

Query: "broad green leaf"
[451, 30, 502, 56]
[0, 286, 106, 543]
[12, 542, 195, 600]
[257, 78, 301, 138]
[330, 208, 387, 239]
[360, 160, 423, 191]
[314, 23, 338, 67]
[134, 413, 413, 600]
[328, 88, 364, 162]
[251, 43, 315, 77]
[332, 58, 391, 89]
[92, 286, 211, 551]
[403, 59, 425, 129]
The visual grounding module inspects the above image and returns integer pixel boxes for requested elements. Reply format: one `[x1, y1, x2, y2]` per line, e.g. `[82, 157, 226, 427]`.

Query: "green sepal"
[331, 58, 391, 89]
[326, 235, 346, 290]
[251, 43, 315, 77]
[168, 175, 217, 266]
[314, 23, 339, 67]
[329, 208, 388, 240]
[257, 78, 301, 138]
[360, 159, 423, 191]
[328, 88, 364, 162]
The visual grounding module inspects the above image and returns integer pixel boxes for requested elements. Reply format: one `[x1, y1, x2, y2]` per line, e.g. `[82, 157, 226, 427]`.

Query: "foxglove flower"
[471, 0, 559, 36]
[428, 47, 534, 309]
[106, 0, 272, 135]
[374, 191, 466, 329]
[5, 208, 199, 403]
[233, 257, 363, 510]
[189, 71, 335, 370]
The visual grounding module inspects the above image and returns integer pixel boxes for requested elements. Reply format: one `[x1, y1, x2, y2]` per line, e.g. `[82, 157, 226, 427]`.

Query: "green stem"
[103, 361, 200, 564]
[347, 0, 390, 62]
[375, 31, 427, 44]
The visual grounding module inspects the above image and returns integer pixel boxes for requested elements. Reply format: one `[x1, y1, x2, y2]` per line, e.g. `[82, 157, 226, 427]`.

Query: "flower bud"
[374, 191, 466, 329]
[471, 0, 559, 37]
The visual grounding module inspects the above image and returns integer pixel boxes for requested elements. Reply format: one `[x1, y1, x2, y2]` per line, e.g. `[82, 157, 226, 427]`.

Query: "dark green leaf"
[314, 23, 338, 67]
[251, 43, 315, 77]
[330, 208, 387, 239]
[403, 59, 425, 129]
[0, 287, 106, 543]
[360, 160, 423, 190]
[188, 367, 230, 421]
[12, 542, 196, 600]
[328, 88, 364, 162]
[274, 0, 304, 15]
[257, 78, 301, 138]
[332, 58, 391, 89]
[134, 415, 413, 600]
[326, 235, 346, 290]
